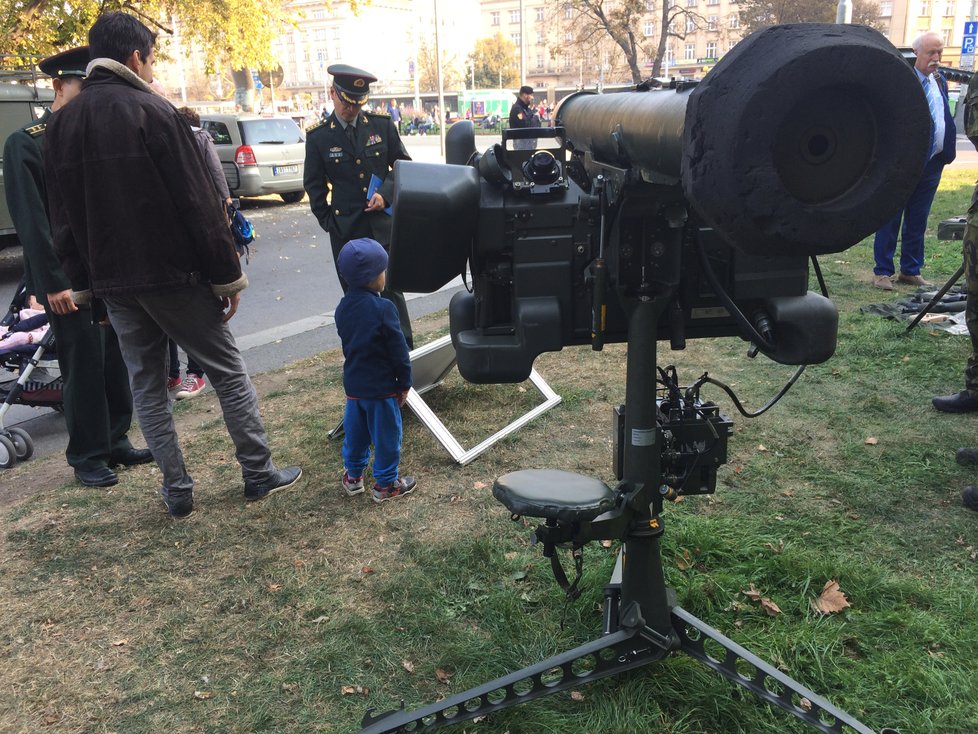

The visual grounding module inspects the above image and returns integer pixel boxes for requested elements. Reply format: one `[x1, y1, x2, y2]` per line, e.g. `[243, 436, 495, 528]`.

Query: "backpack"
[226, 203, 254, 262]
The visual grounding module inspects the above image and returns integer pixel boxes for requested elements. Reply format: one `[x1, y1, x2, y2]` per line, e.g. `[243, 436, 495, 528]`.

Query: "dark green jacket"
[2, 109, 71, 306]
[303, 110, 410, 248]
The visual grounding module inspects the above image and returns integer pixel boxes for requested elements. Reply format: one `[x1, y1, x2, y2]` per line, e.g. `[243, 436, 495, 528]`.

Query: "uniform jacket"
[303, 110, 410, 248]
[508, 98, 540, 129]
[2, 109, 71, 307]
[44, 59, 246, 301]
[335, 286, 412, 399]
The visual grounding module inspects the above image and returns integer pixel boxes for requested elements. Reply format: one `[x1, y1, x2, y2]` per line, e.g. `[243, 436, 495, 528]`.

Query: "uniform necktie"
[923, 76, 941, 158]
[345, 123, 356, 147]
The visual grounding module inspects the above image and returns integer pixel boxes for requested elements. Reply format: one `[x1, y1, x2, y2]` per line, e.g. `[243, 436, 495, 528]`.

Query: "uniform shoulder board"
[368, 110, 391, 118]
[306, 119, 325, 134]
[25, 122, 46, 137]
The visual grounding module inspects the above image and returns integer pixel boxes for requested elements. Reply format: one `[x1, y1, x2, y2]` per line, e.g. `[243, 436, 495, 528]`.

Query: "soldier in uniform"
[2, 47, 151, 487]
[937, 75, 978, 512]
[508, 85, 541, 150]
[303, 64, 414, 348]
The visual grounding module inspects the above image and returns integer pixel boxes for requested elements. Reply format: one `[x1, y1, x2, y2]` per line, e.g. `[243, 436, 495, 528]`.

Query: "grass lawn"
[2, 171, 978, 734]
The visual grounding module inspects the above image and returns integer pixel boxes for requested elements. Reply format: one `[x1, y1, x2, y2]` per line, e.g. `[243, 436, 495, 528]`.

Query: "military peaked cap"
[328, 63, 377, 105]
[38, 46, 90, 79]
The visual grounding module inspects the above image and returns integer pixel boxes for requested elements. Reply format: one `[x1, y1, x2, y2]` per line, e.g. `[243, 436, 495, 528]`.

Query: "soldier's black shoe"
[110, 447, 154, 467]
[244, 466, 302, 502]
[956, 448, 978, 466]
[161, 489, 194, 519]
[962, 486, 978, 513]
[74, 466, 119, 487]
[932, 391, 978, 413]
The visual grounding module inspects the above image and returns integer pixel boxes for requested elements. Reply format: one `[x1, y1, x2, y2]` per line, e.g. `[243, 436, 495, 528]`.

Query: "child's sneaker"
[342, 471, 365, 496]
[176, 374, 206, 400]
[372, 476, 417, 503]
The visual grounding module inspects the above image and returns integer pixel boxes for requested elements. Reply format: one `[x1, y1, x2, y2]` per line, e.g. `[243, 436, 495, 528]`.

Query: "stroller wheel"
[7, 428, 34, 461]
[0, 435, 17, 469]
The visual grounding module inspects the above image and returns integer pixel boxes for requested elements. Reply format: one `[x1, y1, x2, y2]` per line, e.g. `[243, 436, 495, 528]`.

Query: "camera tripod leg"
[671, 606, 897, 734]
[359, 601, 673, 734]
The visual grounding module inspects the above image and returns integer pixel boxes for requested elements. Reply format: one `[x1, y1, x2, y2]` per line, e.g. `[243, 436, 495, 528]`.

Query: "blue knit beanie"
[337, 238, 388, 287]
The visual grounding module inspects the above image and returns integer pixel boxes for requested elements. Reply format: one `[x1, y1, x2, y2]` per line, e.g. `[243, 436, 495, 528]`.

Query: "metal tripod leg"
[905, 264, 964, 332]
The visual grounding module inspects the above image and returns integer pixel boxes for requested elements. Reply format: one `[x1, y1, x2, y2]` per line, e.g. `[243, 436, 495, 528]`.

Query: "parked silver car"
[200, 113, 305, 204]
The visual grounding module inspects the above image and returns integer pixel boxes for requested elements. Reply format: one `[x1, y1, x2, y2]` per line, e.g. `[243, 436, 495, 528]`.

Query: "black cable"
[689, 368, 806, 418]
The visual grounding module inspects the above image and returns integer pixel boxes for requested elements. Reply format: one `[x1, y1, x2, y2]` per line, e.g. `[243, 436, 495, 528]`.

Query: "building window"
[944, 0, 954, 15]
[685, 43, 695, 60]
[565, 5, 573, 19]
[536, 53, 544, 68]
[707, 0, 719, 5]
[705, 41, 717, 57]
[511, 32, 521, 45]
[728, 13, 740, 28]
[644, 21, 655, 37]
[536, 30, 544, 43]
[707, 15, 717, 30]
[510, 9, 521, 23]
[536, 7, 545, 21]
[312, 9, 324, 19]
[942, 28, 952, 45]
[919, 0, 930, 15]
[565, 30, 573, 42]
[666, 45, 674, 62]
[686, 17, 696, 33]
[686, 0, 697, 6]
[491, 11, 500, 25]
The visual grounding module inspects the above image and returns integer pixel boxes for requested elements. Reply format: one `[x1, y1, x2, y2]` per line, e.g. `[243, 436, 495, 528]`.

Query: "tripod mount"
[361, 297, 898, 734]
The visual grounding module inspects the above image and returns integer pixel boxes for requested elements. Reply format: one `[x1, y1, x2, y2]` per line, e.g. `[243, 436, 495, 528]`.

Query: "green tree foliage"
[739, 0, 882, 34]
[0, 0, 358, 71]
[468, 34, 519, 89]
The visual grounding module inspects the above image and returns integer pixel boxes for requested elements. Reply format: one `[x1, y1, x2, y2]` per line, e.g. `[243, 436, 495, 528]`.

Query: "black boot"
[932, 391, 978, 413]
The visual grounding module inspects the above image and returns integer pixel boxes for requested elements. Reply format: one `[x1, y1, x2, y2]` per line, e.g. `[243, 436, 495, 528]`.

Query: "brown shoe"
[897, 273, 931, 287]
[872, 274, 893, 290]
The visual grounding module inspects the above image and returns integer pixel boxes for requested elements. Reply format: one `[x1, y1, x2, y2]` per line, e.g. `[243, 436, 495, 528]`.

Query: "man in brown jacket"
[44, 12, 300, 518]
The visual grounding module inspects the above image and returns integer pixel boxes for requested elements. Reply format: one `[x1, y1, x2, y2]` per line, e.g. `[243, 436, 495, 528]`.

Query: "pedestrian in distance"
[43, 12, 301, 518]
[871, 31, 956, 290]
[508, 85, 541, 150]
[334, 238, 416, 503]
[2, 45, 152, 488]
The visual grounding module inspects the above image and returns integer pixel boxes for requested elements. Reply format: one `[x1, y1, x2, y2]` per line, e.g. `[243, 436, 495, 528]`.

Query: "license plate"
[273, 164, 299, 176]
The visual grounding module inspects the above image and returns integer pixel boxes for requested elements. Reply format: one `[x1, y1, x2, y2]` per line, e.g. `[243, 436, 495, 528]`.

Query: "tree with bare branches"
[739, 0, 882, 34]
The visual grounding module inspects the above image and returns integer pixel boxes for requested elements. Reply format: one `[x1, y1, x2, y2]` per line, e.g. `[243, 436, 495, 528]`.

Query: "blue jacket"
[335, 287, 412, 398]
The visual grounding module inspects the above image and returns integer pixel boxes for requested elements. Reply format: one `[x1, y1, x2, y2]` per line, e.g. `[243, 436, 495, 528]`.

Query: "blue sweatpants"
[342, 397, 402, 486]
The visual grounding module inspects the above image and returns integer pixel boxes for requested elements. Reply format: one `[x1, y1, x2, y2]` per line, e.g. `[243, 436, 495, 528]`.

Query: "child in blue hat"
[334, 238, 416, 502]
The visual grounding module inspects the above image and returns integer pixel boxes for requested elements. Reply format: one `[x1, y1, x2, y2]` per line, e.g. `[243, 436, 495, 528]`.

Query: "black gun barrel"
[555, 23, 931, 257]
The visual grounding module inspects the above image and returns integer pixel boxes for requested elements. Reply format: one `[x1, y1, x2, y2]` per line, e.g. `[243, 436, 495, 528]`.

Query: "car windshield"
[240, 118, 304, 145]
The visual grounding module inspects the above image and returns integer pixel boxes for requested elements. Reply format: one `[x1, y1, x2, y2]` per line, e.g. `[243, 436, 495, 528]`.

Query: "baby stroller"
[0, 278, 64, 469]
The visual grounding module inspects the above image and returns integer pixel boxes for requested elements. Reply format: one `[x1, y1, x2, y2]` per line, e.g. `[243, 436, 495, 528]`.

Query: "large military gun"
[363, 24, 924, 734]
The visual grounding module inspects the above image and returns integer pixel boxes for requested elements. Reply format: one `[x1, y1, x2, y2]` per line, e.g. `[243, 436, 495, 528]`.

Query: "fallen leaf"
[361, 566, 374, 575]
[112, 639, 128, 647]
[864, 437, 879, 446]
[799, 697, 813, 712]
[293, 559, 305, 568]
[676, 549, 692, 571]
[473, 481, 487, 490]
[757, 444, 768, 452]
[760, 598, 781, 616]
[763, 539, 785, 554]
[267, 584, 283, 592]
[813, 579, 850, 615]
[402, 659, 415, 674]
[570, 690, 585, 702]
[504, 552, 518, 560]
[509, 570, 528, 582]
[742, 584, 762, 601]
[193, 691, 214, 700]
[281, 682, 299, 692]
[435, 668, 451, 684]
[309, 615, 328, 624]
[340, 685, 369, 696]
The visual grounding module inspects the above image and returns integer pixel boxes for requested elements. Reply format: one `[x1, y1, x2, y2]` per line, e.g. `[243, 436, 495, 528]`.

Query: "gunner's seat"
[492, 469, 616, 522]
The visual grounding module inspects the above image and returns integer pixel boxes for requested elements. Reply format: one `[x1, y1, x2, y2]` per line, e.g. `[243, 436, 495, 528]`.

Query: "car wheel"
[280, 191, 304, 204]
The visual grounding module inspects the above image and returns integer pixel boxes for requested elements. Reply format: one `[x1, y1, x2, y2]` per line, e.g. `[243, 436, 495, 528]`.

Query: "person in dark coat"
[2, 45, 150, 487]
[303, 64, 414, 348]
[508, 85, 541, 150]
[43, 12, 301, 518]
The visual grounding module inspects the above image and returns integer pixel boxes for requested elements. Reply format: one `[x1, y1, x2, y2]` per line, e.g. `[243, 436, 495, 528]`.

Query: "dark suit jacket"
[935, 71, 957, 166]
[303, 110, 410, 254]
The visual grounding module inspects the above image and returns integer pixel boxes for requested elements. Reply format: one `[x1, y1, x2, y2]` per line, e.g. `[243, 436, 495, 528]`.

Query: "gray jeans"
[104, 284, 275, 494]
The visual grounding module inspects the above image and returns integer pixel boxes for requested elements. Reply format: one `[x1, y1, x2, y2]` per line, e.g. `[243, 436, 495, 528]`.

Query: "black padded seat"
[492, 469, 616, 522]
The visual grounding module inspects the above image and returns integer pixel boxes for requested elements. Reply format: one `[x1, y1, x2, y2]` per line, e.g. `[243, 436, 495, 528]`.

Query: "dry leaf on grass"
[569, 690, 585, 701]
[864, 437, 879, 446]
[341, 685, 369, 696]
[267, 584, 283, 592]
[435, 668, 451, 684]
[111, 639, 128, 647]
[473, 481, 487, 490]
[361, 566, 374, 575]
[757, 444, 768, 452]
[193, 691, 214, 700]
[741, 584, 781, 616]
[402, 659, 415, 674]
[812, 580, 850, 615]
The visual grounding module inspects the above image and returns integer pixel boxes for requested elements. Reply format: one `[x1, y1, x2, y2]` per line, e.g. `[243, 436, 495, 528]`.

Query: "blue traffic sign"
[966, 21, 978, 37]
